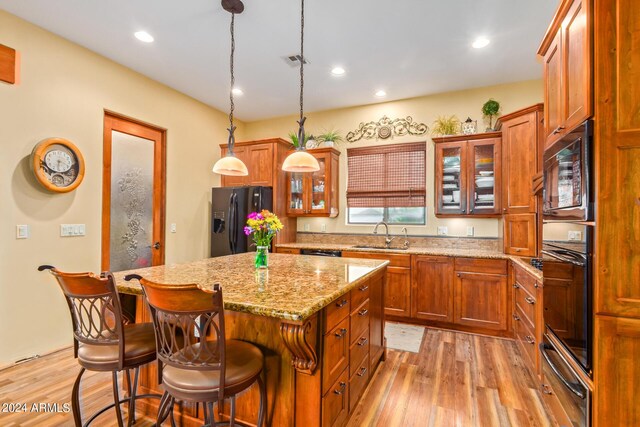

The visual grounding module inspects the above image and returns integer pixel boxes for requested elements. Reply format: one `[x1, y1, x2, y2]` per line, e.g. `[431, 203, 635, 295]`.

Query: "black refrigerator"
[210, 186, 273, 257]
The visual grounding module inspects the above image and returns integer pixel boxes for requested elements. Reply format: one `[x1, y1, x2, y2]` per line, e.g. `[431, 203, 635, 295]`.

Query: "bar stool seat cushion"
[77, 323, 156, 371]
[161, 339, 263, 401]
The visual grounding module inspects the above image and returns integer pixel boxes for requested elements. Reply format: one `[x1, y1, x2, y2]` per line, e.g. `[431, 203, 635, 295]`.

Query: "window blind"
[347, 142, 426, 208]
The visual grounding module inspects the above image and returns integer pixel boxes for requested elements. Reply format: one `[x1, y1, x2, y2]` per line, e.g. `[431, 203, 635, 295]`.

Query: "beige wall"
[0, 11, 242, 365]
[244, 80, 543, 238]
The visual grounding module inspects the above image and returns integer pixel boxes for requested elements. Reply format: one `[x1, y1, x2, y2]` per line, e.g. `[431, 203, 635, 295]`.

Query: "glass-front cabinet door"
[287, 172, 306, 215]
[310, 156, 329, 215]
[468, 138, 501, 215]
[434, 133, 502, 217]
[286, 147, 340, 217]
[436, 142, 467, 215]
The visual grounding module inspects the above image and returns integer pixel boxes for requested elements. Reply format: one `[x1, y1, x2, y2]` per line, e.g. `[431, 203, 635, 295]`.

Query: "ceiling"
[0, 0, 558, 121]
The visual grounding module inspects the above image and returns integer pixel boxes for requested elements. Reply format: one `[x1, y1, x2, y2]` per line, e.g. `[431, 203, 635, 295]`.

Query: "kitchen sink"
[351, 245, 408, 251]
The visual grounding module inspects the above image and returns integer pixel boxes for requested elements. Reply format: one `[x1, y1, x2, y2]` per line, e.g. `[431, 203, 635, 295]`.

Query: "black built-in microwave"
[543, 120, 593, 222]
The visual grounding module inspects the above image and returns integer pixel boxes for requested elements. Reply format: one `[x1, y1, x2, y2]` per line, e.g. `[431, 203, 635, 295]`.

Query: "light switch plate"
[170, 223, 177, 233]
[437, 226, 448, 236]
[568, 230, 582, 241]
[321, 223, 327, 233]
[61, 224, 86, 237]
[16, 225, 29, 239]
[466, 226, 475, 236]
[303, 223, 310, 232]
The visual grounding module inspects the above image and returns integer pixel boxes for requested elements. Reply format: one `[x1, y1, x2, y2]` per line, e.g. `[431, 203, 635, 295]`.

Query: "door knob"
[153, 242, 161, 250]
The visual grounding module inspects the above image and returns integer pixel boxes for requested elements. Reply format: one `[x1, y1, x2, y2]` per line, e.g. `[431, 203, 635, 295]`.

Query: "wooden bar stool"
[124, 274, 266, 427]
[39, 265, 160, 427]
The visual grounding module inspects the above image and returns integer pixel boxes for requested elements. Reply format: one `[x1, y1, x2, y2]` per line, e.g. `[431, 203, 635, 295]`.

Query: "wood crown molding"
[432, 131, 501, 144]
[495, 103, 544, 130]
[219, 137, 291, 149]
[537, 0, 574, 55]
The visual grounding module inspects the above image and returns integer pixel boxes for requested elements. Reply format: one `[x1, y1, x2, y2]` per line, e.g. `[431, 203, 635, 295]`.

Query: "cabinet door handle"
[541, 384, 553, 395]
[525, 335, 535, 345]
[357, 337, 368, 346]
[336, 299, 348, 308]
[525, 296, 536, 305]
[552, 126, 565, 134]
[333, 382, 347, 395]
[515, 248, 521, 252]
[534, 282, 539, 289]
[334, 328, 347, 338]
[461, 209, 466, 214]
[512, 313, 521, 321]
[513, 283, 520, 289]
[358, 308, 369, 316]
[456, 273, 461, 277]
[359, 285, 369, 291]
[357, 367, 368, 377]
[503, 208, 507, 213]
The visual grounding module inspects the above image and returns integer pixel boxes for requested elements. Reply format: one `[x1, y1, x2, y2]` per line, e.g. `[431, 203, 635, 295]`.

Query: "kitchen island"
[114, 252, 388, 427]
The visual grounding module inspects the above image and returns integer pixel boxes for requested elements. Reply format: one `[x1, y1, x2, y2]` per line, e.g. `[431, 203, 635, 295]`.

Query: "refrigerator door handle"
[233, 193, 239, 251]
[228, 193, 236, 253]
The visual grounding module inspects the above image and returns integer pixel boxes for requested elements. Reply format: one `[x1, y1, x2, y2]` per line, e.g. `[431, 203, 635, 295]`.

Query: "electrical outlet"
[437, 226, 448, 236]
[568, 230, 582, 241]
[303, 223, 310, 232]
[16, 225, 29, 239]
[466, 226, 474, 236]
[321, 223, 327, 233]
[170, 223, 177, 233]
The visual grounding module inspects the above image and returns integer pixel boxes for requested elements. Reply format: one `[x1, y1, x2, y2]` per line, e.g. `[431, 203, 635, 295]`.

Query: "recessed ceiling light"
[375, 90, 387, 97]
[134, 31, 154, 43]
[232, 87, 243, 96]
[472, 37, 490, 49]
[331, 67, 346, 76]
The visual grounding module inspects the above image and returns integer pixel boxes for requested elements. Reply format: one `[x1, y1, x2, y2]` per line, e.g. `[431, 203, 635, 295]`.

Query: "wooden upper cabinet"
[433, 132, 502, 217]
[498, 104, 543, 214]
[538, 0, 592, 147]
[287, 147, 340, 217]
[503, 213, 537, 257]
[219, 138, 286, 187]
[411, 255, 454, 323]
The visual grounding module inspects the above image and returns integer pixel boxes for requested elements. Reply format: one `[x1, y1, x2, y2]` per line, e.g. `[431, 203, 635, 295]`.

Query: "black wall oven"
[543, 120, 593, 222]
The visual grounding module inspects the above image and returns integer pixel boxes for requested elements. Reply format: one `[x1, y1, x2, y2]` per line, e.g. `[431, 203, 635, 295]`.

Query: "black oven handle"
[539, 343, 586, 399]
[541, 250, 586, 267]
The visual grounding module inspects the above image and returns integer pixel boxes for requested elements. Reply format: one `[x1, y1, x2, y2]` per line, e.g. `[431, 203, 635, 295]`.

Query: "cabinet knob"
[456, 273, 461, 277]
[359, 285, 369, 292]
[357, 367, 368, 377]
[357, 337, 368, 346]
[541, 384, 553, 395]
[334, 328, 347, 338]
[336, 299, 348, 308]
[503, 208, 507, 213]
[333, 382, 347, 395]
[513, 283, 520, 289]
[525, 335, 535, 345]
[525, 296, 536, 305]
[512, 313, 521, 321]
[461, 209, 466, 214]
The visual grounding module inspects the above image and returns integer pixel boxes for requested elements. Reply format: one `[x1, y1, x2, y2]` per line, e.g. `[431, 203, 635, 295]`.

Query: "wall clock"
[30, 137, 85, 193]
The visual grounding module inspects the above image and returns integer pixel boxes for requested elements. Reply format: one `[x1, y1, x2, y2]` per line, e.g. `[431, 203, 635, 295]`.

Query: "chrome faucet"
[373, 221, 395, 248]
[401, 227, 410, 248]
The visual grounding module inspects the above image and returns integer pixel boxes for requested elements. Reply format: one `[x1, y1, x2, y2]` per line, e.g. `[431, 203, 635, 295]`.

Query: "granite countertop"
[113, 252, 389, 322]
[276, 242, 543, 281]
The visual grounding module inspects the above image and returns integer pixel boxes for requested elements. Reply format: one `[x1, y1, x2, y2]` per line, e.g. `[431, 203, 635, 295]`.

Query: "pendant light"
[282, 0, 320, 173]
[213, 0, 249, 176]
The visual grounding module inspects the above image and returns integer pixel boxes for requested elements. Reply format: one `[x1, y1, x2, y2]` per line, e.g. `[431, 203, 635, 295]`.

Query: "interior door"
[102, 112, 166, 271]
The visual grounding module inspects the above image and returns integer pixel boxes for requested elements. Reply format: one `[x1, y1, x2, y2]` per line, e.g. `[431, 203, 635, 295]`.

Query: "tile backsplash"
[296, 232, 501, 251]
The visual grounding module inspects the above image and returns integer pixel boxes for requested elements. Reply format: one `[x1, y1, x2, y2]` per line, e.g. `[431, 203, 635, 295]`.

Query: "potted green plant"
[431, 115, 461, 136]
[317, 129, 343, 147]
[288, 131, 310, 149]
[481, 99, 501, 131]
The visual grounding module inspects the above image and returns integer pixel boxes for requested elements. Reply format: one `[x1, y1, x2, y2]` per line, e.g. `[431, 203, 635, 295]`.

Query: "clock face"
[31, 138, 85, 193]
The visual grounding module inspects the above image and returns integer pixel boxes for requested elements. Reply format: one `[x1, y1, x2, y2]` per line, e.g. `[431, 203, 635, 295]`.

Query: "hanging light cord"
[296, 0, 306, 151]
[227, 12, 237, 154]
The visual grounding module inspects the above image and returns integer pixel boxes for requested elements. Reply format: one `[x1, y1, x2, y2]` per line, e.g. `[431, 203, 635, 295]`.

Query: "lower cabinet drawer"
[514, 305, 537, 370]
[351, 281, 371, 312]
[350, 299, 370, 345]
[323, 317, 350, 394]
[514, 283, 537, 332]
[349, 327, 369, 377]
[322, 368, 349, 427]
[349, 354, 370, 413]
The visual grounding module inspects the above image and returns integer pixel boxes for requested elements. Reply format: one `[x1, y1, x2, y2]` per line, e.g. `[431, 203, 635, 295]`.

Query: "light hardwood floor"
[0, 328, 554, 426]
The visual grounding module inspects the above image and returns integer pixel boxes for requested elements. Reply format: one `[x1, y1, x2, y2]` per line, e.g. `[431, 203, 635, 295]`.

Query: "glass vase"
[255, 245, 269, 269]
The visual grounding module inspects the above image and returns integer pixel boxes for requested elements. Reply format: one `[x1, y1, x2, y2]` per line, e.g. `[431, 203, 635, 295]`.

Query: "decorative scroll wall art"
[345, 116, 428, 142]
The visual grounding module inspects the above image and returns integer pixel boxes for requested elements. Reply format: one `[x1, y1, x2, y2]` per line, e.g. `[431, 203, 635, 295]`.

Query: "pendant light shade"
[282, 0, 320, 173]
[212, 154, 249, 175]
[213, 0, 248, 176]
[282, 150, 319, 172]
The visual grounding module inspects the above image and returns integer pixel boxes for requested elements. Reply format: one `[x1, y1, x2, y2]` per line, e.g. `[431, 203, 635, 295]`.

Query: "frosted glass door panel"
[109, 131, 154, 271]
